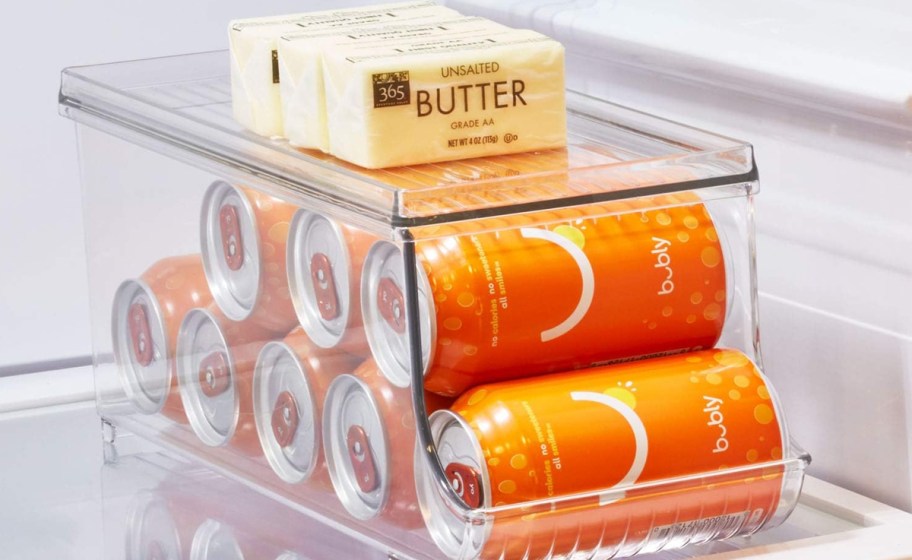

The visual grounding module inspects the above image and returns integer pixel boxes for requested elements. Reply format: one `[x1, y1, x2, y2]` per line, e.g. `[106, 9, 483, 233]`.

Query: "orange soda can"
[362, 196, 729, 396]
[125, 493, 202, 560]
[322, 359, 450, 528]
[252, 327, 362, 485]
[200, 180, 298, 335]
[175, 304, 274, 455]
[286, 210, 377, 357]
[112, 255, 214, 420]
[416, 349, 792, 559]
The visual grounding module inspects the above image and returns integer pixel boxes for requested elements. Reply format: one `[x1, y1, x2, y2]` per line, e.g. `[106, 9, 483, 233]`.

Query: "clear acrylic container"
[61, 50, 809, 560]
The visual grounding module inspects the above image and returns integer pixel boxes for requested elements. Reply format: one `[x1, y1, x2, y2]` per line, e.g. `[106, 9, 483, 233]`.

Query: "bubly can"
[286, 210, 375, 356]
[176, 306, 271, 452]
[322, 360, 429, 526]
[190, 519, 245, 560]
[112, 255, 213, 418]
[200, 180, 298, 334]
[416, 349, 791, 559]
[253, 327, 361, 484]
[363, 200, 731, 395]
[126, 494, 193, 560]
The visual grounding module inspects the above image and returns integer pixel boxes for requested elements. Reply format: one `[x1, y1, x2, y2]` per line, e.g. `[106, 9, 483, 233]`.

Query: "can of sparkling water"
[112, 255, 213, 419]
[322, 359, 450, 526]
[253, 327, 361, 485]
[125, 493, 198, 560]
[362, 197, 732, 396]
[175, 305, 273, 453]
[416, 349, 792, 559]
[286, 209, 376, 356]
[200, 180, 298, 335]
[189, 518, 247, 560]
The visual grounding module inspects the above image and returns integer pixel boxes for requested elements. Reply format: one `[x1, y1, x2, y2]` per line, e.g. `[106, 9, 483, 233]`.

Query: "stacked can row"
[127, 481, 382, 560]
[111, 180, 794, 559]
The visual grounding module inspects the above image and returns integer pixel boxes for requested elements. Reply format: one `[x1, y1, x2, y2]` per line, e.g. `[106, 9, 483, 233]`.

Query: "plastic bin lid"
[59, 51, 756, 229]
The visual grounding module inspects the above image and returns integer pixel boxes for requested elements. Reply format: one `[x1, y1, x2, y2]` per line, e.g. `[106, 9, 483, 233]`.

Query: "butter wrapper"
[229, 1, 456, 137]
[323, 28, 566, 168]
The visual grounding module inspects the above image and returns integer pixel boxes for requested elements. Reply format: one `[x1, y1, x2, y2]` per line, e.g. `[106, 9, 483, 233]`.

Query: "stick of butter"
[322, 28, 566, 168]
[278, 16, 504, 152]
[229, 1, 457, 138]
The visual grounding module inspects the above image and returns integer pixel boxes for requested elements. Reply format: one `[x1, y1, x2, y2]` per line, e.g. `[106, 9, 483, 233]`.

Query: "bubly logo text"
[703, 395, 729, 454]
[652, 237, 674, 296]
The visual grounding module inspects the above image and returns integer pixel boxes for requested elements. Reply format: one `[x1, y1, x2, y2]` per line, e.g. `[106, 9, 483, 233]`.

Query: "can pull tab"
[377, 277, 405, 334]
[219, 204, 244, 271]
[198, 351, 230, 398]
[271, 391, 299, 448]
[346, 425, 379, 493]
[128, 303, 154, 367]
[310, 253, 340, 321]
[445, 463, 482, 508]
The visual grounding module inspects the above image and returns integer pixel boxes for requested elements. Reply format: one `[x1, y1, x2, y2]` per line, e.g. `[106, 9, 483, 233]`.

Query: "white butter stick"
[278, 16, 503, 152]
[323, 28, 566, 168]
[228, 1, 456, 138]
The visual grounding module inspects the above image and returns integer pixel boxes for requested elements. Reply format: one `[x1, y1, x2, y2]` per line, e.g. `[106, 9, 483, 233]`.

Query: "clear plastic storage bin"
[61, 51, 809, 560]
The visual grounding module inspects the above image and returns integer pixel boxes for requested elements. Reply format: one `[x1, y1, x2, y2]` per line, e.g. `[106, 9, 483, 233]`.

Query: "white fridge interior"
[2, 1, 911, 558]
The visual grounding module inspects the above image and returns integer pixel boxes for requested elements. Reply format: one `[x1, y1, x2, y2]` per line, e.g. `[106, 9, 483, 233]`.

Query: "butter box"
[322, 28, 566, 168]
[278, 16, 504, 152]
[229, 1, 457, 138]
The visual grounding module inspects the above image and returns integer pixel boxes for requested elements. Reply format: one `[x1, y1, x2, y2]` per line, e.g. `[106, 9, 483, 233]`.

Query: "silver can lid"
[287, 210, 351, 348]
[112, 279, 170, 414]
[126, 494, 182, 560]
[176, 308, 239, 447]
[253, 341, 321, 484]
[200, 181, 261, 321]
[360, 241, 435, 387]
[415, 410, 491, 559]
[322, 374, 389, 520]
[190, 519, 244, 560]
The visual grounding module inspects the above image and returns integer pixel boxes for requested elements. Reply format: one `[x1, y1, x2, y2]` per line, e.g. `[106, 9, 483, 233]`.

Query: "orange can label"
[239, 186, 298, 335]
[451, 349, 783, 505]
[421, 199, 726, 396]
[140, 255, 213, 421]
[142, 255, 213, 343]
[332, 223, 376, 357]
[423, 349, 790, 559]
[204, 304, 275, 457]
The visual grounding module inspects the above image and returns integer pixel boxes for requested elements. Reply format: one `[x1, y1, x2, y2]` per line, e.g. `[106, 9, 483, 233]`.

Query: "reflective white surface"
[0, 400, 103, 559]
[2, 368, 912, 559]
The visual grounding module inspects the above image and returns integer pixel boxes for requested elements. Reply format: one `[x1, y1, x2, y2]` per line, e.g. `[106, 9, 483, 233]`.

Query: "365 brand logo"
[372, 71, 411, 108]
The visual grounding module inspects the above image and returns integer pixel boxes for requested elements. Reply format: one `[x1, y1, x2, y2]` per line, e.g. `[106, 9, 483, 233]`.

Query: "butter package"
[229, 1, 457, 138]
[278, 16, 505, 152]
[322, 28, 566, 168]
